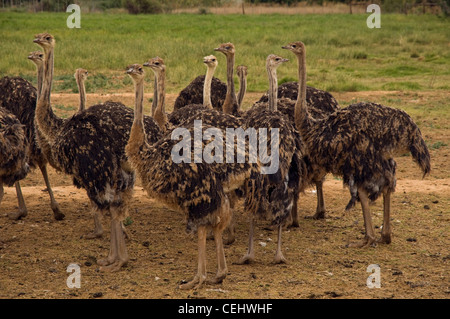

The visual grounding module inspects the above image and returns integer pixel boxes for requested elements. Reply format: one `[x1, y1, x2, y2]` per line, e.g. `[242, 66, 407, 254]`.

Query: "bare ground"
[0, 91, 449, 299]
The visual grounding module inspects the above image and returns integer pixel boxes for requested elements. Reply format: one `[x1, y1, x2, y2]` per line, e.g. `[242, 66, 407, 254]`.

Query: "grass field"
[0, 12, 449, 94]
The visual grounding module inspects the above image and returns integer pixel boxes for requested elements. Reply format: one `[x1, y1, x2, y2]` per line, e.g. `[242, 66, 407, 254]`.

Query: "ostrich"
[255, 54, 341, 223]
[33, 33, 162, 269]
[0, 51, 63, 220]
[163, 55, 244, 130]
[283, 41, 431, 247]
[125, 63, 258, 289]
[238, 54, 308, 264]
[0, 107, 29, 219]
[74, 68, 88, 112]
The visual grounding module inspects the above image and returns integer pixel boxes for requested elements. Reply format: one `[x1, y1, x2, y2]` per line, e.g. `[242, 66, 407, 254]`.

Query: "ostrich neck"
[36, 64, 43, 99]
[267, 66, 278, 112]
[153, 69, 168, 130]
[203, 66, 215, 109]
[295, 52, 313, 133]
[127, 77, 148, 162]
[36, 45, 63, 142]
[222, 53, 238, 114]
[76, 76, 86, 112]
[151, 76, 158, 117]
[237, 71, 247, 108]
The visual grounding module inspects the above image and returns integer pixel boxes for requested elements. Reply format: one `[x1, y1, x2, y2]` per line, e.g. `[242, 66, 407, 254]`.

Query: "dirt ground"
[0, 91, 448, 299]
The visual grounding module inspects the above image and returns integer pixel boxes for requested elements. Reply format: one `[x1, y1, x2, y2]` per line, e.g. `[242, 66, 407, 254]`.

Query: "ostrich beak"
[282, 58, 289, 63]
[143, 62, 150, 67]
[281, 45, 289, 50]
[126, 68, 133, 74]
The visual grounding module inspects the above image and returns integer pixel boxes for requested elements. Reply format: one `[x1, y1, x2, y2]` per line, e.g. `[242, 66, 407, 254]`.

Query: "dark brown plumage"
[0, 51, 64, 220]
[257, 82, 339, 120]
[254, 68, 340, 221]
[284, 41, 431, 247]
[238, 54, 309, 264]
[173, 75, 227, 112]
[126, 63, 258, 289]
[0, 107, 29, 219]
[0, 107, 29, 186]
[33, 33, 162, 271]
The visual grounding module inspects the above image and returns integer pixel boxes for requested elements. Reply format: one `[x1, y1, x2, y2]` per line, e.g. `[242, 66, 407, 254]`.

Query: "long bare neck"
[134, 78, 144, 124]
[237, 70, 247, 108]
[76, 75, 86, 112]
[151, 76, 158, 117]
[40, 47, 54, 104]
[294, 51, 311, 132]
[222, 53, 238, 114]
[154, 69, 168, 130]
[36, 63, 43, 99]
[36, 44, 63, 141]
[267, 66, 278, 112]
[127, 77, 148, 161]
[203, 66, 215, 109]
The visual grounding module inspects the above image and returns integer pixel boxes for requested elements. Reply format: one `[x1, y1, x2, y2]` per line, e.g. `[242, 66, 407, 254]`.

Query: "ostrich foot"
[98, 259, 127, 272]
[274, 251, 287, 264]
[347, 236, 376, 248]
[235, 254, 255, 265]
[377, 233, 392, 245]
[7, 209, 27, 220]
[51, 203, 65, 221]
[305, 210, 326, 220]
[179, 274, 205, 290]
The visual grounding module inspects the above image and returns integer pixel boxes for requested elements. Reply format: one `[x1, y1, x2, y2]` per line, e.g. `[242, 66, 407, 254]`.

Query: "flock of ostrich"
[0, 33, 431, 289]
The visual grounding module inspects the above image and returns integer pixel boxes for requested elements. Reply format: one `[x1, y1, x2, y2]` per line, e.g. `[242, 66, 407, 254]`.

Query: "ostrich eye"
[212, 59, 216, 62]
[138, 68, 142, 71]
[292, 45, 297, 48]
[46, 36, 51, 41]
[154, 62, 160, 65]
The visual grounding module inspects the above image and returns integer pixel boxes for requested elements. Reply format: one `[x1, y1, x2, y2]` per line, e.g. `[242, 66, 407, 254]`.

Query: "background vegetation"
[0, 12, 448, 94]
[1, 0, 449, 14]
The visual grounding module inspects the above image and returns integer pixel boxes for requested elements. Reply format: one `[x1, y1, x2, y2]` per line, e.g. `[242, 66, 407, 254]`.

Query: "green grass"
[0, 12, 449, 93]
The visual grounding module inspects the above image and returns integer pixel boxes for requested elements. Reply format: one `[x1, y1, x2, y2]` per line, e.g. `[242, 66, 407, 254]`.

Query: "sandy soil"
[0, 91, 448, 299]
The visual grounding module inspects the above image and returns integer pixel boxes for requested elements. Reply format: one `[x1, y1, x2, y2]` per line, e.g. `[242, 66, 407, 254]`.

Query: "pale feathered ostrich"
[283, 41, 431, 246]
[239, 54, 308, 264]
[165, 55, 244, 130]
[33, 33, 162, 270]
[0, 107, 29, 218]
[172, 44, 247, 114]
[126, 63, 259, 289]
[0, 51, 63, 220]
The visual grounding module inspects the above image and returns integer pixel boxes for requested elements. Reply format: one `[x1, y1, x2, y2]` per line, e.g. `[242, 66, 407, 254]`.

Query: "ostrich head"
[214, 43, 235, 56]
[281, 41, 305, 56]
[74, 68, 89, 81]
[143, 57, 165, 75]
[266, 54, 289, 70]
[126, 64, 145, 81]
[33, 33, 55, 50]
[236, 65, 248, 78]
[27, 51, 44, 66]
[203, 55, 218, 68]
